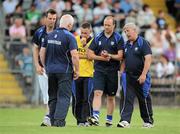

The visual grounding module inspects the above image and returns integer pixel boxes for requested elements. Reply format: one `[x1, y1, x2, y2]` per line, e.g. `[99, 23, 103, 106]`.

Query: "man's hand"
[100, 50, 111, 61]
[36, 64, 44, 75]
[138, 73, 146, 84]
[73, 71, 79, 80]
[81, 37, 87, 46]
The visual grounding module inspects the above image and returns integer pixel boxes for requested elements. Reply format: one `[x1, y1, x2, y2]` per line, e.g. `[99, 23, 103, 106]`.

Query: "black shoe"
[53, 119, 66, 127]
[40, 123, 48, 127]
[87, 117, 99, 126]
[105, 121, 112, 127]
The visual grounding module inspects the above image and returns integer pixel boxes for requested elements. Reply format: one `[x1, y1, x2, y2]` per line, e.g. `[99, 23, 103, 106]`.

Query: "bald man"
[40, 14, 79, 127]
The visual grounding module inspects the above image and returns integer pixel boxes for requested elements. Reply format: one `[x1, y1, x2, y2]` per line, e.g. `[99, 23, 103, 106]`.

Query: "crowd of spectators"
[1, 0, 180, 85]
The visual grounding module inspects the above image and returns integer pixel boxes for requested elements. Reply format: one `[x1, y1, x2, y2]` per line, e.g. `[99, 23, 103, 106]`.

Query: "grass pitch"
[0, 106, 180, 134]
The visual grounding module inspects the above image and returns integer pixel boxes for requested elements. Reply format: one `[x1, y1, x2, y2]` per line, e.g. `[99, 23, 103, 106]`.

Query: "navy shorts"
[93, 71, 118, 96]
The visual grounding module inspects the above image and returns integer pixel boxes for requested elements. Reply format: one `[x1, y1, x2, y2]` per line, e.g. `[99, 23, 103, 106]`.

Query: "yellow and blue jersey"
[76, 35, 94, 77]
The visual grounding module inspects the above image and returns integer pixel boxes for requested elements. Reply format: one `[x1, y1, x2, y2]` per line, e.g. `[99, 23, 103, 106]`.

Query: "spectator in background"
[156, 54, 175, 78]
[130, 0, 143, 11]
[174, 0, 180, 23]
[137, 4, 155, 30]
[15, 47, 33, 84]
[55, 0, 65, 15]
[2, 0, 18, 15]
[150, 30, 169, 56]
[5, 4, 23, 26]
[164, 42, 176, 63]
[176, 32, 180, 75]
[9, 17, 26, 43]
[120, 0, 133, 15]
[62, 1, 75, 17]
[162, 24, 176, 44]
[75, 2, 93, 24]
[156, 10, 167, 30]
[125, 10, 137, 25]
[111, 0, 125, 29]
[93, 1, 110, 27]
[34, 0, 50, 13]
[25, 3, 41, 26]
[145, 22, 158, 43]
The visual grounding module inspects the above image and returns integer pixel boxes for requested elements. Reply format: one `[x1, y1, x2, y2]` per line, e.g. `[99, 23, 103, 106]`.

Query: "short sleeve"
[41, 36, 47, 48]
[68, 34, 78, 51]
[88, 38, 97, 51]
[32, 30, 40, 47]
[117, 36, 124, 50]
[142, 40, 152, 56]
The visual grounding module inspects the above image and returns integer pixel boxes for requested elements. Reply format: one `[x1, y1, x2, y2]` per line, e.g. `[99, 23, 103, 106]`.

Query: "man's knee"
[94, 90, 103, 97]
[107, 96, 115, 102]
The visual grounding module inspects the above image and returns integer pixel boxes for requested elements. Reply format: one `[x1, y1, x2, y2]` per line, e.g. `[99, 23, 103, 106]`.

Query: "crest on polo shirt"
[135, 47, 138, 51]
[98, 41, 101, 46]
[41, 38, 44, 43]
[54, 34, 57, 38]
[111, 41, 115, 46]
[125, 48, 127, 53]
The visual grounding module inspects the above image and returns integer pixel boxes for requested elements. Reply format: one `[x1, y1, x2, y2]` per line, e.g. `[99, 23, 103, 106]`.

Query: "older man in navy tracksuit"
[117, 23, 154, 128]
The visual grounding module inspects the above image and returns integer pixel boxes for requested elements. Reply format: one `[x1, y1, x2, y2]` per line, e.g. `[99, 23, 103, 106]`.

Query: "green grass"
[0, 106, 180, 134]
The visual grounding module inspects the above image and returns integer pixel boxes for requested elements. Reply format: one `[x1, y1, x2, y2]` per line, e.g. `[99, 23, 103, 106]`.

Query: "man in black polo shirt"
[40, 14, 79, 127]
[87, 16, 124, 127]
[32, 9, 57, 126]
[117, 23, 154, 128]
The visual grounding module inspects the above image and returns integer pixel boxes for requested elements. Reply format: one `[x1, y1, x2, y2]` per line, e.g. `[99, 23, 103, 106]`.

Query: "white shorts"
[38, 74, 48, 104]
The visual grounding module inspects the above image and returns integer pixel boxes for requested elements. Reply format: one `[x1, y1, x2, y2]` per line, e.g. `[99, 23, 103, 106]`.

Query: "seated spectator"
[62, 1, 75, 17]
[120, 0, 133, 15]
[74, 2, 93, 24]
[137, 4, 155, 30]
[145, 22, 158, 42]
[111, 0, 125, 29]
[164, 38, 176, 63]
[25, 3, 41, 26]
[174, 0, 180, 23]
[125, 10, 137, 26]
[156, 54, 175, 78]
[176, 25, 180, 76]
[156, 10, 167, 30]
[5, 4, 23, 26]
[34, 0, 50, 13]
[93, 1, 110, 27]
[9, 17, 27, 43]
[15, 47, 33, 84]
[2, 0, 18, 15]
[151, 30, 169, 56]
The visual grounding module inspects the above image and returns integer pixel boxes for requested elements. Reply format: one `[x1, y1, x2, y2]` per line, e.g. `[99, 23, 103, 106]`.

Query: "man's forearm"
[109, 50, 123, 61]
[142, 55, 152, 75]
[39, 48, 46, 67]
[72, 55, 79, 72]
[33, 46, 40, 67]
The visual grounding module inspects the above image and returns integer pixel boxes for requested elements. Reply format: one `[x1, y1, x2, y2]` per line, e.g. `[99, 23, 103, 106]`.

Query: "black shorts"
[93, 71, 118, 96]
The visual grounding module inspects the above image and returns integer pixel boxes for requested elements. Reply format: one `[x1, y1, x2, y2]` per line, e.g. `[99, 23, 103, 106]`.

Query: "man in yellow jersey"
[72, 22, 94, 126]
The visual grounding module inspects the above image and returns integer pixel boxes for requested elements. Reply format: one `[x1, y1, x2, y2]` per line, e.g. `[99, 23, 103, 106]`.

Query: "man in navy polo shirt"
[32, 9, 57, 126]
[40, 14, 79, 127]
[87, 16, 124, 127]
[117, 23, 154, 128]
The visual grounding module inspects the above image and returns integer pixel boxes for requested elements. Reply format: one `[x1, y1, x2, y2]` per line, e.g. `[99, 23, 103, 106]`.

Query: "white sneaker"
[117, 121, 130, 128]
[41, 115, 51, 126]
[142, 122, 154, 128]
